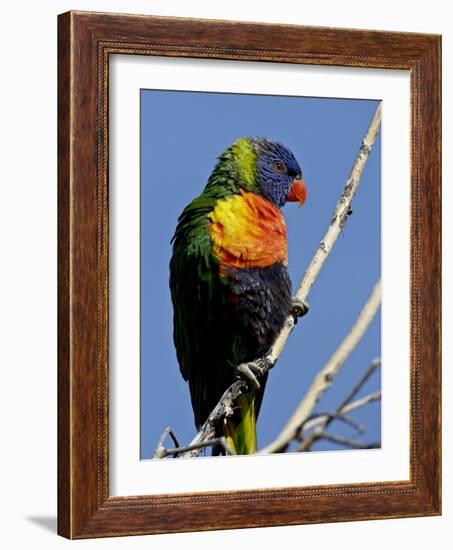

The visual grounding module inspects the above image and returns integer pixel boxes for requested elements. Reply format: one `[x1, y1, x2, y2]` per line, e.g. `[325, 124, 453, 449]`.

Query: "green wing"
[169, 194, 221, 428]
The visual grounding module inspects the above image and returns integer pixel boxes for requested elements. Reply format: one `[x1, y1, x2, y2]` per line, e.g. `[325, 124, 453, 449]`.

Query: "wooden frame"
[58, 10, 441, 539]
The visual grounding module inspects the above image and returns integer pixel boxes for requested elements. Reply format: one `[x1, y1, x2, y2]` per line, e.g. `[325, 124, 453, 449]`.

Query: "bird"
[169, 137, 307, 455]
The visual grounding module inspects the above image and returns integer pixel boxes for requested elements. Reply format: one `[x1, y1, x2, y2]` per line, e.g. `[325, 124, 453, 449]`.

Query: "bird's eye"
[274, 161, 286, 173]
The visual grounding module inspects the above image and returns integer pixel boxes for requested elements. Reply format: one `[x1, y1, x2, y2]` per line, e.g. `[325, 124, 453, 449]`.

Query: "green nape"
[202, 137, 260, 198]
[225, 393, 257, 455]
[231, 138, 258, 187]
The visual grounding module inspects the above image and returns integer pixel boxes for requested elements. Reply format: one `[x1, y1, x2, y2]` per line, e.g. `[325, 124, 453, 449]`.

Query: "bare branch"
[155, 426, 180, 453]
[179, 103, 382, 457]
[177, 379, 249, 457]
[301, 391, 381, 433]
[306, 432, 380, 450]
[258, 284, 381, 454]
[341, 391, 381, 414]
[335, 358, 381, 415]
[154, 436, 234, 459]
[267, 102, 382, 365]
[300, 411, 366, 435]
[297, 360, 381, 452]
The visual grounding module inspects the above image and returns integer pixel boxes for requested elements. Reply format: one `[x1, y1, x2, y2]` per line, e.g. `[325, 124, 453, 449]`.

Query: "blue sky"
[140, 89, 381, 459]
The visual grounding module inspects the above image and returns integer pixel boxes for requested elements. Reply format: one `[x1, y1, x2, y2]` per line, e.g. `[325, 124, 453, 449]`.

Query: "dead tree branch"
[154, 436, 234, 458]
[167, 103, 382, 458]
[258, 285, 381, 454]
[307, 432, 380, 450]
[155, 426, 180, 451]
[334, 358, 381, 417]
[301, 391, 381, 433]
[296, 359, 381, 452]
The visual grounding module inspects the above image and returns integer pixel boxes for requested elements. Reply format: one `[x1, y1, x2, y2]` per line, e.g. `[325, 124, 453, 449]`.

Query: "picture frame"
[58, 10, 441, 539]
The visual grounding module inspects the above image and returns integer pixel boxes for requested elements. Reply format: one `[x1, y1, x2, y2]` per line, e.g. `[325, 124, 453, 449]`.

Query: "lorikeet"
[170, 137, 307, 455]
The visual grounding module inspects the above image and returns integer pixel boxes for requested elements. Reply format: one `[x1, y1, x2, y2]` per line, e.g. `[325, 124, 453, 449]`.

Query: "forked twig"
[258, 285, 381, 454]
[296, 359, 381, 452]
[154, 436, 233, 458]
[308, 432, 380, 450]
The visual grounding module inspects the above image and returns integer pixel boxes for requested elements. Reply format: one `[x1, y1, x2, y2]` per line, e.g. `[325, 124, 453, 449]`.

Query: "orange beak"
[287, 177, 307, 207]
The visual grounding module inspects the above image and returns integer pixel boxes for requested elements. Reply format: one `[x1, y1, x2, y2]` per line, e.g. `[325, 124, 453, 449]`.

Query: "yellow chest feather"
[208, 191, 288, 270]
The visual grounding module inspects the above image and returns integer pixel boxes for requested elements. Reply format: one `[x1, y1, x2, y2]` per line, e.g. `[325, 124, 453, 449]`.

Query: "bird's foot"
[291, 297, 310, 321]
[234, 361, 265, 390]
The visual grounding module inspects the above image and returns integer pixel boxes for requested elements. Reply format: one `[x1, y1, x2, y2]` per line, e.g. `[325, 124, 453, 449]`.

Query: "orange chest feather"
[208, 191, 288, 270]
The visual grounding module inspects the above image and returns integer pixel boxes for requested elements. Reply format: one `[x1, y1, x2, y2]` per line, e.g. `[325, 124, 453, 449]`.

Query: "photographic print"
[58, 12, 441, 537]
[140, 90, 381, 460]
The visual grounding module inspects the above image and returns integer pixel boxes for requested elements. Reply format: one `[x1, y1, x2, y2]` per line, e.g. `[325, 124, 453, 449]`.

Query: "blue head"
[250, 138, 306, 208]
[223, 137, 307, 208]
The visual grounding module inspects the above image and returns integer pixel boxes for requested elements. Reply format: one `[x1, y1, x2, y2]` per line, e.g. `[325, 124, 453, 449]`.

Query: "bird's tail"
[224, 393, 257, 455]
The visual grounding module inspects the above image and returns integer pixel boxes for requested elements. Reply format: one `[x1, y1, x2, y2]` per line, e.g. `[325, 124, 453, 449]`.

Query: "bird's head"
[230, 137, 307, 208]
